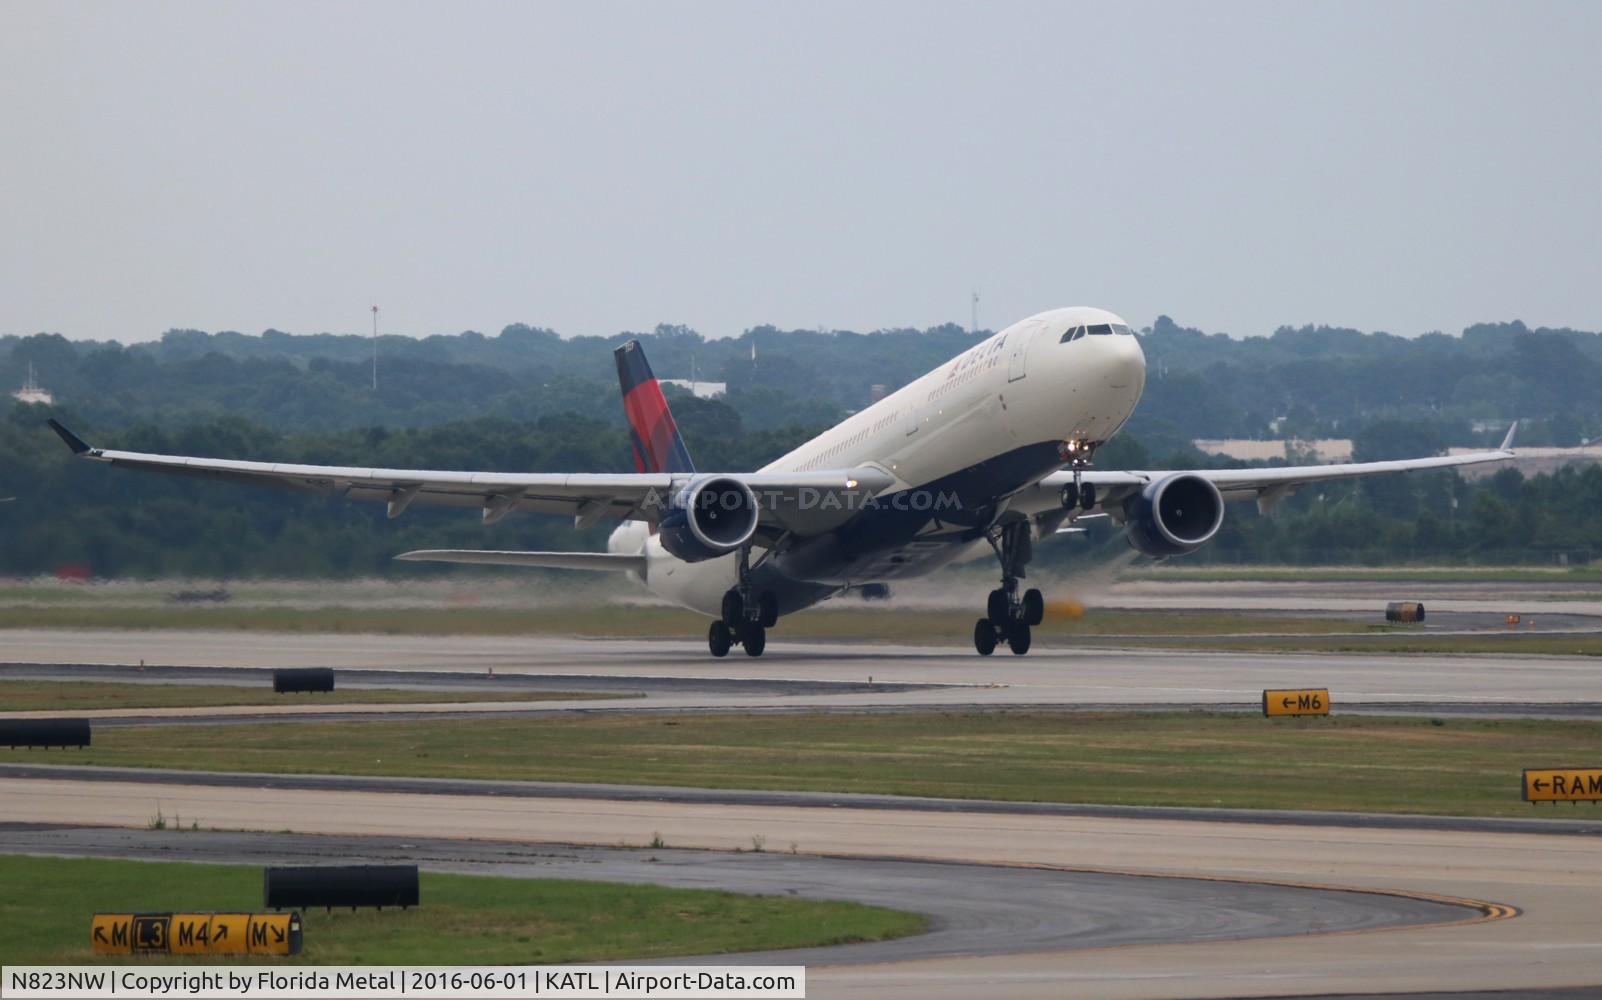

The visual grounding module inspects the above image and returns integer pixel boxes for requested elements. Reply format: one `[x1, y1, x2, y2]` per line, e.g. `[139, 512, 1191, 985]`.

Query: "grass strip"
[0, 605, 1406, 640]
[1128, 565, 1602, 583]
[0, 855, 923, 965]
[1072, 634, 1602, 656]
[5, 711, 1598, 819]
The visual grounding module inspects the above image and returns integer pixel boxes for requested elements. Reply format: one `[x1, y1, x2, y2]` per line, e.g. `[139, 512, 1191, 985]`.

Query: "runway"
[4, 628, 1602, 997]
[5, 764, 1600, 839]
[6, 631, 1602, 725]
[1, 772, 1594, 999]
[0, 824, 1478, 967]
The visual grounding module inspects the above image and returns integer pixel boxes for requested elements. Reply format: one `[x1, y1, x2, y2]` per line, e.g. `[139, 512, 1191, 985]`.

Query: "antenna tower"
[371, 306, 379, 392]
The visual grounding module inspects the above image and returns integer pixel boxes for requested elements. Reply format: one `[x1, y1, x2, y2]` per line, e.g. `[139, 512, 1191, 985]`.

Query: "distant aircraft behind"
[48, 307, 1515, 658]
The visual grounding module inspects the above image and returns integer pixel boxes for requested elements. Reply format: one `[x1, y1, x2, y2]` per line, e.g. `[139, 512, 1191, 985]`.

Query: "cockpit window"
[1086, 323, 1113, 336]
[1059, 325, 1084, 343]
[1112, 323, 1133, 335]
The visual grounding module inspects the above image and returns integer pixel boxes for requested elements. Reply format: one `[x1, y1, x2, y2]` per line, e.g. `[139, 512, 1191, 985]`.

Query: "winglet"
[46, 419, 92, 455]
[1499, 421, 1518, 453]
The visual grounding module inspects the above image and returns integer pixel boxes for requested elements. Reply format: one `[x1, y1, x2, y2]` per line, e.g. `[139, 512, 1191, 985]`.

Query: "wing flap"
[394, 549, 646, 572]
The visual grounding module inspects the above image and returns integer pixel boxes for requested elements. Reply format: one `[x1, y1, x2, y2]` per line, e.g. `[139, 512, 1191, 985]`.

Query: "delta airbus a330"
[48, 307, 1515, 658]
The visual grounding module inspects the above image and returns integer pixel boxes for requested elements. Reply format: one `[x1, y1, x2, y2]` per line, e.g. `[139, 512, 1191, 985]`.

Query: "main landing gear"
[709, 545, 779, 658]
[975, 450, 1097, 655]
[974, 517, 1044, 656]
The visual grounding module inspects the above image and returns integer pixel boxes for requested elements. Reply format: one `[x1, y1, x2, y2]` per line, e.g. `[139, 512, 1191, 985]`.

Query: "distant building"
[1449, 444, 1602, 480]
[659, 378, 726, 399]
[870, 384, 887, 404]
[12, 364, 53, 406]
[1193, 438, 1354, 463]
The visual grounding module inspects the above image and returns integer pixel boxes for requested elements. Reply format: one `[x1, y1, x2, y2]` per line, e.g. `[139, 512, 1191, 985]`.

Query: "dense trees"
[1, 315, 1599, 577]
[7, 315, 1598, 448]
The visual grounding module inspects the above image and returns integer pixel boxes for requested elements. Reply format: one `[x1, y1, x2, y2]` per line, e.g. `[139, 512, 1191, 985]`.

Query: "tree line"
[4, 315, 1599, 457]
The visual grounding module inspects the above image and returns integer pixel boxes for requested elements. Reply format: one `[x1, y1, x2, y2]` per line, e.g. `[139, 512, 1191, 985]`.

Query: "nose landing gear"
[974, 517, 1045, 655]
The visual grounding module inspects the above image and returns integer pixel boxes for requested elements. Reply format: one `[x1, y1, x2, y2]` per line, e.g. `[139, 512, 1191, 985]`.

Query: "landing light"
[846, 478, 859, 489]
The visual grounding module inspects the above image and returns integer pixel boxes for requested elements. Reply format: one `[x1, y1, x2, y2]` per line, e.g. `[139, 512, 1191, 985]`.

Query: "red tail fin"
[614, 341, 696, 475]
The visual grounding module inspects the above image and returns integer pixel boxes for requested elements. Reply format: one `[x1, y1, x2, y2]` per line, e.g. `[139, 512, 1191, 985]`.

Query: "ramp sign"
[1523, 768, 1602, 804]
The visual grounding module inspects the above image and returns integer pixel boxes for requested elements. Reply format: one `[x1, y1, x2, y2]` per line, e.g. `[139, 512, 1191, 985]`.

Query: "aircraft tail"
[614, 340, 695, 475]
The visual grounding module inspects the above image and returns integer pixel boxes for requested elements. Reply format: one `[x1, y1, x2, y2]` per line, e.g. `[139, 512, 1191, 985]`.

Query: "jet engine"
[658, 476, 761, 563]
[1124, 473, 1225, 557]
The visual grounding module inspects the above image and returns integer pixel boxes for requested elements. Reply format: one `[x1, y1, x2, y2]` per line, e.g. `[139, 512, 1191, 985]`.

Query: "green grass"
[1129, 564, 1602, 583]
[0, 680, 631, 712]
[0, 605, 1407, 641]
[0, 855, 924, 965]
[1074, 633, 1602, 656]
[8, 711, 1601, 819]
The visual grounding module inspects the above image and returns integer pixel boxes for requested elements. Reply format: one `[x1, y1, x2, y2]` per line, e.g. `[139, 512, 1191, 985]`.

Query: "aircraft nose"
[1099, 330, 1145, 390]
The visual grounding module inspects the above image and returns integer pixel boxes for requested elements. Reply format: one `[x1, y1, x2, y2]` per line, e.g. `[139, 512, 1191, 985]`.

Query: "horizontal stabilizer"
[395, 549, 645, 572]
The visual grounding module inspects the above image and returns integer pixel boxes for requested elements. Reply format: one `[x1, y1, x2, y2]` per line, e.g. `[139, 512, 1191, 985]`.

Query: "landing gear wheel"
[721, 590, 744, 627]
[973, 619, 997, 656]
[1007, 622, 1032, 655]
[742, 622, 767, 657]
[1022, 588, 1045, 627]
[707, 621, 732, 658]
[986, 589, 1010, 626]
[757, 591, 779, 629]
[1079, 482, 1096, 510]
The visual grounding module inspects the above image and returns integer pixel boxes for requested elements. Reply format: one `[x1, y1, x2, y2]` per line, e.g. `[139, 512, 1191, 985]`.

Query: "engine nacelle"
[658, 476, 761, 563]
[1124, 473, 1225, 557]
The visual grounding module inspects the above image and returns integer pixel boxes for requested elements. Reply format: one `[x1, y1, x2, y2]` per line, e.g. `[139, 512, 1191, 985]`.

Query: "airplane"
[45, 306, 1516, 658]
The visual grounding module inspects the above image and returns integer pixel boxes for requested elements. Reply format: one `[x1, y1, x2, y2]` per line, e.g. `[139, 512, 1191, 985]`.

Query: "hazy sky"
[3, 2, 1599, 343]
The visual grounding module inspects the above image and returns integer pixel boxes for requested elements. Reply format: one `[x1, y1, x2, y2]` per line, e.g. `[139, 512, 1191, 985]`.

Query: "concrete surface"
[0, 825, 1474, 967]
[4, 633, 1602, 722]
[1, 775, 1596, 999]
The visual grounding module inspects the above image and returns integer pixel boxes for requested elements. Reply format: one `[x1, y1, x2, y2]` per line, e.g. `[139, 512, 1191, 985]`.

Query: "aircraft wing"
[45, 419, 892, 536]
[1013, 423, 1518, 522]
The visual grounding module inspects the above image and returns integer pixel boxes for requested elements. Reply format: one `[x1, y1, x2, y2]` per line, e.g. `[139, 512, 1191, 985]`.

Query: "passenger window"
[1087, 323, 1113, 336]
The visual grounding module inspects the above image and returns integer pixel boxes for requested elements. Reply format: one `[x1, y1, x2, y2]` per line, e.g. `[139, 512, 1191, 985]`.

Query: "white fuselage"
[609, 307, 1147, 617]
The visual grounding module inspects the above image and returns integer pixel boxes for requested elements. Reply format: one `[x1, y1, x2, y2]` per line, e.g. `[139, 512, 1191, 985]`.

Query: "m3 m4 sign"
[1262, 689, 1330, 718]
[92, 913, 302, 955]
[1523, 768, 1602, 804]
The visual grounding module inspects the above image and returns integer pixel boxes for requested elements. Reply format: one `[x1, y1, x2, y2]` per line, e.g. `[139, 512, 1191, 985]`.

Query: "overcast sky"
[3, 2, 1599, 343]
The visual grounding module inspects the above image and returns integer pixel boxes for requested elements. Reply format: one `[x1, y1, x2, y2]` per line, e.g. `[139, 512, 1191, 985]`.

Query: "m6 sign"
[1262, 688, 1330, 718]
